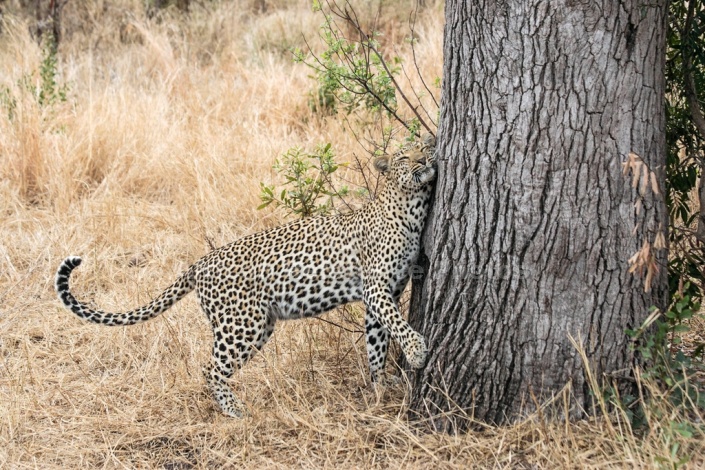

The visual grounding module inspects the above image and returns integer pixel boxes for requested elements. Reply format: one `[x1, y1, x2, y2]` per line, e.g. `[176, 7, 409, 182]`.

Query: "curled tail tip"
[64, 256, 83, 268]
[56, 256, 82, 294]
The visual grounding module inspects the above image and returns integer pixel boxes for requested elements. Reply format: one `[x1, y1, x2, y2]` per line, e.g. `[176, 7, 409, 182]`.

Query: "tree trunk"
[409, 0, 669, 428]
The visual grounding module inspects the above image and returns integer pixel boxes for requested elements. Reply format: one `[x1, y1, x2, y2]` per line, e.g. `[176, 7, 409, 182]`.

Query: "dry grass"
[1, 1, 704, 468]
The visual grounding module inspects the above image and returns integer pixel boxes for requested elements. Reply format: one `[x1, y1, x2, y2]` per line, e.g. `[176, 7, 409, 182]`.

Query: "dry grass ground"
[1, 1, 704, 468]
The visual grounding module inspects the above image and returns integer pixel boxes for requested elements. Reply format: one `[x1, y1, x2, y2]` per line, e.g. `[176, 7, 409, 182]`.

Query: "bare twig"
[304, 17, 411, 130]
[409, 2, 439, 110]
[330, 0, 434, 136]
[312, 315, 364, 334]
[395, 42, 437, 128]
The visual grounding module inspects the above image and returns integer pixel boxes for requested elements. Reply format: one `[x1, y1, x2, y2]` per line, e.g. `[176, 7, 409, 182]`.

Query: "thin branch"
[304, 12, 411, 129]
[409, 2, 439, 110]
[395, 43, 437, 128]
[343, 116, 374, 193]
[312, 315, 363, 334]
[328, 0, 433, 135]
[318, 163, 356, 214]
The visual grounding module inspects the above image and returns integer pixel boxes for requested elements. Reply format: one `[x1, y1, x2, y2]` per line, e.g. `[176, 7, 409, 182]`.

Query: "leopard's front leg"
[362, 282, 427, 370]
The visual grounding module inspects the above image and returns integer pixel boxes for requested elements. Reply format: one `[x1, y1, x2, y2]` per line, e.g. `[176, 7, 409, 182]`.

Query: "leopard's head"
[374, 133, 437, 192]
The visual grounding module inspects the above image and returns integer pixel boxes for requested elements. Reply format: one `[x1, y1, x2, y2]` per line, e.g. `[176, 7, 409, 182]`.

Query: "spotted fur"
[56, 133, 437, 417]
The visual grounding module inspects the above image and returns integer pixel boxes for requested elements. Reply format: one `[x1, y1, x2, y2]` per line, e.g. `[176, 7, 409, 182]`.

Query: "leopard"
[55, 133, 437, 418]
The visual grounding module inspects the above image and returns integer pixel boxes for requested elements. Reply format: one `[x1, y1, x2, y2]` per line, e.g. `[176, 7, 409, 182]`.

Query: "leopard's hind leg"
[201, 299, 275, 418]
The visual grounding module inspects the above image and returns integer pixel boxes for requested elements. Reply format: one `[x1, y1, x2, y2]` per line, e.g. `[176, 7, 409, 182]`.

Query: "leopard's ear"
[373, 156, 390, 174]
[421, 132, 436, 148]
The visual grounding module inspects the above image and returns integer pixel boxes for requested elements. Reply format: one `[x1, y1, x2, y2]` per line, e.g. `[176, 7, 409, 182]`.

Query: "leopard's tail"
[55, 256, 197, 326]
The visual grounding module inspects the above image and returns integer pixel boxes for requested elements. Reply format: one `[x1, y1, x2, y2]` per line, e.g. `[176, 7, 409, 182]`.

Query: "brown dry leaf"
[621, 154, 632, 176]
[627, 238, 662, 291]
[640, 164, 649, 196]
[654, 229, 666, 250]
[624, 152, 661, 199]
[632, 159, 642, 189]
[644, 256, 657, 292]
[628, 254, 640, 273]
[628, 240, 651, 276]
[623, 152, 640, 178]
[650, 170, 661, 195]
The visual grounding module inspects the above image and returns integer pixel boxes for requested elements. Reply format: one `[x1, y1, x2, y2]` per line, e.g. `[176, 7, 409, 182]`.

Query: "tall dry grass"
[1, 1, 703, 468]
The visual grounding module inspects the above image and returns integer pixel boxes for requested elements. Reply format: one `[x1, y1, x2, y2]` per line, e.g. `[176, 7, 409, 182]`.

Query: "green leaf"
[673, 423, 694, 438]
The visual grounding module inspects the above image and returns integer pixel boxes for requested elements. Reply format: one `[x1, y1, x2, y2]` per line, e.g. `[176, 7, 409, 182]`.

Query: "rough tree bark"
[408, 0, 669, 428]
